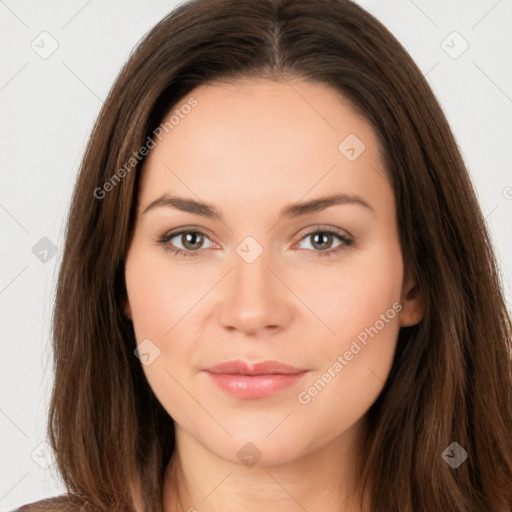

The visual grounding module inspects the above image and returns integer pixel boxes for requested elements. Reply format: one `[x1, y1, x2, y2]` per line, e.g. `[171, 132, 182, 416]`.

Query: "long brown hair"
[47, 0, 512, 510]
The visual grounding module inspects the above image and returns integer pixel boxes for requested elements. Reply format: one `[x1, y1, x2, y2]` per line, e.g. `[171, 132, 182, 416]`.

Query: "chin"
[193, 425, 313, 468]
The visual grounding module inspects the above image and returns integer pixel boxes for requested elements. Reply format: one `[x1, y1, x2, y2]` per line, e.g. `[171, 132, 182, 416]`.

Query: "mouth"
[202, 359, 310, 399]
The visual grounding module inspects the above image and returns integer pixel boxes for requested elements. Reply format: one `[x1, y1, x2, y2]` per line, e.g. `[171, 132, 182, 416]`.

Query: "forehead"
[138, 78, 391, 216]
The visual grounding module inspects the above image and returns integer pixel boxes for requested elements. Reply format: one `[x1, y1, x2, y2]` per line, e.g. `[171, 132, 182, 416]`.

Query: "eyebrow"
[142, 192, 375, 220]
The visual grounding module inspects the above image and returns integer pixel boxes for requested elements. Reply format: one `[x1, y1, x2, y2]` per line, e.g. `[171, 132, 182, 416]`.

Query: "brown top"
[14, 494, 93, 511]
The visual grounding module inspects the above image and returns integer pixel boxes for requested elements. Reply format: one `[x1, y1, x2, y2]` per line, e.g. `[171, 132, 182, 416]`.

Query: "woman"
[16, 0, 512, 510]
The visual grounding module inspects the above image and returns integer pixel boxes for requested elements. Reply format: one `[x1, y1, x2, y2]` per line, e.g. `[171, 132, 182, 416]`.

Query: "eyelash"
[155, 225, 354, 259]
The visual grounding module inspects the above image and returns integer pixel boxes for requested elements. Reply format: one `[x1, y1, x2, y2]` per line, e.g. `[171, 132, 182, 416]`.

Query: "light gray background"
[1, 0, 511, 508]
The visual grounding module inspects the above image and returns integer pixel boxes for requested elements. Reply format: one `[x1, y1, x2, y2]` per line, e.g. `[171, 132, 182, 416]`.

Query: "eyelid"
[161, 225, 218, 243]
[158, 223, 351, 243]
[292, 224, 353, 243]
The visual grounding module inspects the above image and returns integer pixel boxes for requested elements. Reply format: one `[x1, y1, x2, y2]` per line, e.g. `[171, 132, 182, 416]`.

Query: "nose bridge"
[218, 234, 292, 333]
[233, 237, 272, 296]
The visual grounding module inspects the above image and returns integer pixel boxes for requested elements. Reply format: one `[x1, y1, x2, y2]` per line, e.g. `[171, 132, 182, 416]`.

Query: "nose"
[217, 242, 294, 336]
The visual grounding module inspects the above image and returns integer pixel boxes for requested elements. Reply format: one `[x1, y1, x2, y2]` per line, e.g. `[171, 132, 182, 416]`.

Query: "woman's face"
[124, 78, 422, 467]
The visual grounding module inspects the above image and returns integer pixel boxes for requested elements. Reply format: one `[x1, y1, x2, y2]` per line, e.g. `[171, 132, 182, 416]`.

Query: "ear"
[399, 268, 424, 327]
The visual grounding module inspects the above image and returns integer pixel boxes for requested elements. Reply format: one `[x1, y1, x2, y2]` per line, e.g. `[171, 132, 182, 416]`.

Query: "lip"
[204, 360, 308, 375]
[203, 360, 310, 399]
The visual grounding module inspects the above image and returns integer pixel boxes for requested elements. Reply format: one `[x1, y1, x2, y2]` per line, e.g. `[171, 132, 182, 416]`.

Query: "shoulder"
[13, 493, 93, 511]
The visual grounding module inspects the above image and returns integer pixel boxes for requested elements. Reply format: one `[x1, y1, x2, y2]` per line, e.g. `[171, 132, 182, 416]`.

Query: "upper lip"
[203, 360, 308, 375]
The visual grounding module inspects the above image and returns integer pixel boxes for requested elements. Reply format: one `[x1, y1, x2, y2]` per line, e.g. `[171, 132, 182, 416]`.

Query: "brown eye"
[309, 231, 336, 250]
[180, 231, 205, 250]
[157, 229, 215, 258]
[296, 227, 354, 258]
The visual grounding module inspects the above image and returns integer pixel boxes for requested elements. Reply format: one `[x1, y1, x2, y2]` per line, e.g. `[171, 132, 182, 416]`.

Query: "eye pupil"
[312, 232, 333, 250]
[183, 231, 203, 250]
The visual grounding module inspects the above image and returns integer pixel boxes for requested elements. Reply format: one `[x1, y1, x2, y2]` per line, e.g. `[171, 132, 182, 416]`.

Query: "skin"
[123, 77, 424, 512]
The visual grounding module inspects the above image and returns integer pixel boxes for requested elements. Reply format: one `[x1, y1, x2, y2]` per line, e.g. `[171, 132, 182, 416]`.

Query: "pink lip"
[203, 360, 310, 399]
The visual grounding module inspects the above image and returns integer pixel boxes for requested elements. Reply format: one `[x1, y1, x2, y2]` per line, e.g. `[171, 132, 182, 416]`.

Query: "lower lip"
[204, 371, 309, 399]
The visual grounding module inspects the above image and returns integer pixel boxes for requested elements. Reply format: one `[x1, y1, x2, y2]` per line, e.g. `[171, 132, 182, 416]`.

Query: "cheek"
[292, 239, 403, 348]
[293, 240, 403, 414]
[124, 245, 199, 339]
[124, 243, 210, 386]
[124, 246, 197, 419]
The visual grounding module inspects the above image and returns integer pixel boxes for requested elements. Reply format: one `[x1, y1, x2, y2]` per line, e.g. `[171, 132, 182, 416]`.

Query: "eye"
[156, 225, 354, 259]
[294, 226, 354, 258]
[156, 229, 216, 258]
